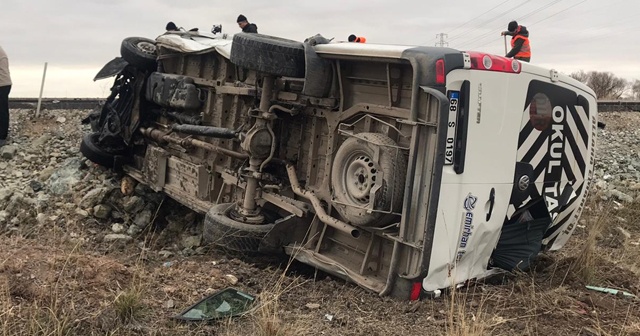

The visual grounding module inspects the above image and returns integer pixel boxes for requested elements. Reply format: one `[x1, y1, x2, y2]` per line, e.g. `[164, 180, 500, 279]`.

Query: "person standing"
[348, 34, 367, 43]
[501, 20, 531, 62]
[165, 22, 180, 32]
[0, 45, 11, 146]
[237, 15, 258, 33]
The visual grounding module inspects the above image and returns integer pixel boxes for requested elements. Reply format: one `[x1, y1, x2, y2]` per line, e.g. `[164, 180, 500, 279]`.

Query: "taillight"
[465, 51, 521, 74]
[410, 282, 422, 301]
[435, 59, 445, 84]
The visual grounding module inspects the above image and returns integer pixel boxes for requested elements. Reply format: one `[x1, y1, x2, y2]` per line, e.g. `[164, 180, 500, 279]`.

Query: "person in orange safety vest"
[501, 21, 531, 62]
[348, 34, 367, 43]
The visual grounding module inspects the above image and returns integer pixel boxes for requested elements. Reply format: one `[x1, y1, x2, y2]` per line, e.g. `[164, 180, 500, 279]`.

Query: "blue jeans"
[0, 85, 10, 140]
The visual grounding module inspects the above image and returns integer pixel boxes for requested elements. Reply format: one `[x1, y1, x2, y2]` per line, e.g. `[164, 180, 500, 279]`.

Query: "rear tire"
[120, 37, 157, 70]
[203, 203, 275, 254]
[230, 33, 305, 78]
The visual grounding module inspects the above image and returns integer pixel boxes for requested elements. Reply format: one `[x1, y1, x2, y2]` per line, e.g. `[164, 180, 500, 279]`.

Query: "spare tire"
[331, 133, 407, 227]
[120, 37, 157, 70]
[230, 33, 305, 78]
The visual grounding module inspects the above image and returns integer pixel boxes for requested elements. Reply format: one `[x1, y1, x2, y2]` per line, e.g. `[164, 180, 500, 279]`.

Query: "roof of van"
[314, 42, 458, 60]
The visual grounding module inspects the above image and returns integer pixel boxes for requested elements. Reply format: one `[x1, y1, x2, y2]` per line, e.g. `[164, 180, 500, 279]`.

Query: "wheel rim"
[136, 41, 156, 55]
[340, 151, 378, 205]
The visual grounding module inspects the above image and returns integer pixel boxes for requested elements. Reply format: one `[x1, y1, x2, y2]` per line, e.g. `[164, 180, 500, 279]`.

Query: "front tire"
[120, 37, 157, 70]
[79, 132, 129, 169]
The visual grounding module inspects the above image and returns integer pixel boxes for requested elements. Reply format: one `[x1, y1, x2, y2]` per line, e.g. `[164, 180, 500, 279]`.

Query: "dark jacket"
[242, 23, 258, 33]
[505, 25, 530, 61]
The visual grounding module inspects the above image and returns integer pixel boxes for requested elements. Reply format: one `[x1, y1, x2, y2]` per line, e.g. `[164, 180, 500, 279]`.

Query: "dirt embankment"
[0, 109, 638, 335]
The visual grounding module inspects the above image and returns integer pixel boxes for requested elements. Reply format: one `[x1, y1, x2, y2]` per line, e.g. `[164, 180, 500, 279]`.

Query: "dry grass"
[445, 287, 491, 336]
[568, 200, 614, 284]
[113, 286, 145, 324]
[222, 255, 312, 336]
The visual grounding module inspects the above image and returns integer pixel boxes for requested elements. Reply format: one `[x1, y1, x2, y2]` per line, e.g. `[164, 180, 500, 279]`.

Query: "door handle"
[486, 188, 495, 221]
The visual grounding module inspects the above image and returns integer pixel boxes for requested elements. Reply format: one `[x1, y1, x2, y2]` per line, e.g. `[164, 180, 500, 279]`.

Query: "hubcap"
[343, 155, 378, 204]
[136, 41, 156, 55]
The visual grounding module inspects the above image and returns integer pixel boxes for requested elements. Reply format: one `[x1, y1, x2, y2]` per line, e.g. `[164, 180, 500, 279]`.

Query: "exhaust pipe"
[286, 164, 360, 239]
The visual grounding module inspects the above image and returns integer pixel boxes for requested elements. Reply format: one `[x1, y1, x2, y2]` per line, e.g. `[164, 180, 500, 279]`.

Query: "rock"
[123, 196, 145, 213]
[134, 183, 150, 196]
[35, 194, 50, 212]
[0, 188, 13, 205]
[56, 117, 67, 123]
[46, 158, 84, 195]
[93, 204, 112, 219]
[29, 180, 43, 192]
[0, 210, 8, 223]
[0, 162, 7, 170]
[75, 209, 89, 218]
[5, 192, 25, 215]
[224, 274, 239, 285]
[181, 247, 194, 257]
[38, 167, 56, 182]
[80, 187, 110, 208]
[31, 134, 52, 148]
[121, 176, 136, 196]
[181, 235, 202, 249]
[163, 299, 175, 309]
[111, 223, 125, 233]
[133, 209, 153, 227]
[616, 226, 632, 240]
[1, 145, 17, 160]
[36, 213, 47, 225]
[305, 303, 321, 310]
[103, 234, 133, 242]
[111, 211, 124, 220]
[127, 225, 143, 236]
[609, 190, 634, 203]
[158, 250, 174, 258]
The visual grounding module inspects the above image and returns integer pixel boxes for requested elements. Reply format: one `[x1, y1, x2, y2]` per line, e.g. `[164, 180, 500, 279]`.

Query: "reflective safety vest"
[354, 36, 366, 43]
[511, 35, 531, 59]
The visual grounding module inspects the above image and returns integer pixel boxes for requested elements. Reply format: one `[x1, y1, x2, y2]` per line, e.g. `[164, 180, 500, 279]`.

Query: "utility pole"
[35, 62, 48, 118]
[435, 33, 449, 47]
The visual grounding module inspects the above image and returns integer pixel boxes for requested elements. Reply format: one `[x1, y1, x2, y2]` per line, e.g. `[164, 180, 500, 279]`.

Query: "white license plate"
[445, 91, 459, 165]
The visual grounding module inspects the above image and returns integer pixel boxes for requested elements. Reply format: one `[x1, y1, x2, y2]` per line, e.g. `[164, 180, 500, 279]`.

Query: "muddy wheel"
[230, 33, 305, 78]
[120, 37, 157, 70]
[80, 132, 129, 169]
[203, 203, 276, 254]
[331, 133, 407, 227]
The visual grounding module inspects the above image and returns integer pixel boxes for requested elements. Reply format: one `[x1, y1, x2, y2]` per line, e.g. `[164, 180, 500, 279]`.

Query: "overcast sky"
[2, 0, 638, 97]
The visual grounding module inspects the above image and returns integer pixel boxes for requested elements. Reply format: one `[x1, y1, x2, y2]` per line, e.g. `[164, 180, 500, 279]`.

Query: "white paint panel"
[423, 183, 512, 291]
[314, 43, 409, 59]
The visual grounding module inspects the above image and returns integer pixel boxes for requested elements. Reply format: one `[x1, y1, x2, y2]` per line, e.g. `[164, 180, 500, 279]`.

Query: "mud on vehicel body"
[83, 31, 597, 299]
